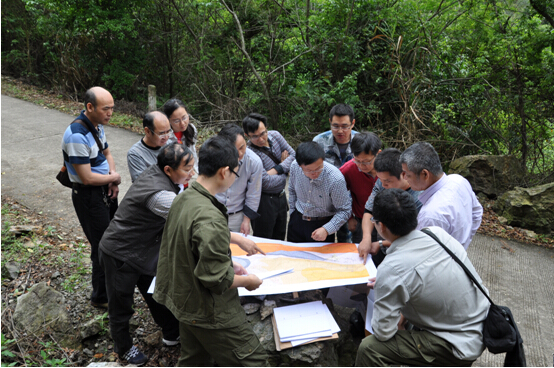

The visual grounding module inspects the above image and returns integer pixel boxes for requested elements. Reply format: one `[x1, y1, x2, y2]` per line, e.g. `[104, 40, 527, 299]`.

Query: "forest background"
[2, 0, 554, 185]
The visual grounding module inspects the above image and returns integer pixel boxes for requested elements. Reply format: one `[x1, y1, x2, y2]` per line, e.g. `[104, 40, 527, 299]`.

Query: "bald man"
[127, 111, 172, 182]
[61, 86, 121, 308]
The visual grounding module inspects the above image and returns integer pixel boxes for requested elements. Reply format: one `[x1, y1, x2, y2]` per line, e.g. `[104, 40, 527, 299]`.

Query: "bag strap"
[71, 119, 104, 152]
[421, 228, 495, 306]
[248, 141, 281, 166]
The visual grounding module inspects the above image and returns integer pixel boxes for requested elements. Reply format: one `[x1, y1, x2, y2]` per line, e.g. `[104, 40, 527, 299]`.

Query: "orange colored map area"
[230, 242, 358, 256]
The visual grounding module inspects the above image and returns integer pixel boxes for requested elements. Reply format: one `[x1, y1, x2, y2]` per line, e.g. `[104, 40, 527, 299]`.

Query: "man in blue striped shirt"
[61, 86, 121, 309]
[288, 142, 351, 243]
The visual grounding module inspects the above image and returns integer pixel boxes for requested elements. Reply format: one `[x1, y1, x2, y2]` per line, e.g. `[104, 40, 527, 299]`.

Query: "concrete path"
[2, 95, 553, 366]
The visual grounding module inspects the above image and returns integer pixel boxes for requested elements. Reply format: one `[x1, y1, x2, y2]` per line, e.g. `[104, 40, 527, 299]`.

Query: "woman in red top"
[162, 99, 198, 188]
[162, 99, 198, 174]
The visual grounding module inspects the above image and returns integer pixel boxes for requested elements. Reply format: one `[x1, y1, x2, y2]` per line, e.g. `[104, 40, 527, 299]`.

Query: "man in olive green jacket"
[154, 136, 267, 366]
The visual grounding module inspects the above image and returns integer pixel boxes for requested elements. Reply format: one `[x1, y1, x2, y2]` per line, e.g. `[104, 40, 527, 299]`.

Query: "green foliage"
[2, 0, 553, 181]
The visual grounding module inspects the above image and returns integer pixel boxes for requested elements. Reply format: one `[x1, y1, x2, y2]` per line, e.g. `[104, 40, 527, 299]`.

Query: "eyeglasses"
[330, 124, 352, 131]
[370, 217, 380, 224]
[152, 129, 172, 138]
[353, 156, 376, 167]
[248, 130, 268, 140]
[302, 165, 324, 174]
[170, 114, 190, 125]
[229, 167, 240, 178]
[179, 167, 195, 175]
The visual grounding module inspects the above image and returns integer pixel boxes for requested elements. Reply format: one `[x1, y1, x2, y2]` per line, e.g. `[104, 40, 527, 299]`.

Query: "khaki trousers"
[355, 330, 476, 367]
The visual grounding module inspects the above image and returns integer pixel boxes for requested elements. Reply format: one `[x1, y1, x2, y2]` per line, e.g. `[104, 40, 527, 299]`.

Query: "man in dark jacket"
[99, 143, 195, 365]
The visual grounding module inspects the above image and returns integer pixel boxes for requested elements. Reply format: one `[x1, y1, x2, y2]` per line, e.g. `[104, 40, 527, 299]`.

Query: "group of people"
[62, 86, 489, 367]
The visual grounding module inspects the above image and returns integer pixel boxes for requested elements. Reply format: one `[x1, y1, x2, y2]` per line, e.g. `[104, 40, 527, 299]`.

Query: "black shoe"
[90, 301, 108, 309]
[122, 345, 148, 366]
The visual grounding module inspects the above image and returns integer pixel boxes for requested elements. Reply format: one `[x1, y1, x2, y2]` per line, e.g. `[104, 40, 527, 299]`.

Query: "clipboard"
[271, 314, 339, 351]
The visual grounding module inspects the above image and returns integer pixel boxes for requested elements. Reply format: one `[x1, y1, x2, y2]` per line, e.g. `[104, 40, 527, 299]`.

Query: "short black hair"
[329, 103, 355, 122]
[296, 141, 325, 166]
[351, 132, 381, 156]
[162, 98, 195, 147]
[242, 113, 267, 134]
[198, 136, 239, 177]
[374, 148, 403, 179]
[373, 188, 418, 237]
[218, 124, 245, 144]
[143, 111, 155, 131]
[157, 143, 193, 172]
[399, 141, 443, 176]
[84, 88, 97, 108]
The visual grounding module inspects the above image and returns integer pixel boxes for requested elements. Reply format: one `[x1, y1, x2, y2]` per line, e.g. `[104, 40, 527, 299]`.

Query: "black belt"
[302, 215, 333, 222]
[228, 210, 243, 216]
[262, 189, 286, 197]
[72, 182, 102, 189]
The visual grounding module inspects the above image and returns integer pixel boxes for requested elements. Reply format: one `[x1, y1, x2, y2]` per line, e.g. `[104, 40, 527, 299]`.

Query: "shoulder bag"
[421, 228, 526, 367]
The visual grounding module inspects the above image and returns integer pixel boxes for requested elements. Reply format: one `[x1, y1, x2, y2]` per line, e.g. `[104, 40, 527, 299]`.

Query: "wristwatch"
[378, 240, 386, 254]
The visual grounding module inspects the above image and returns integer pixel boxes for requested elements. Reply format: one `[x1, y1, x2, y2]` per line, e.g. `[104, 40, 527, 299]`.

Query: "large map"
[231, 234, 377, 296]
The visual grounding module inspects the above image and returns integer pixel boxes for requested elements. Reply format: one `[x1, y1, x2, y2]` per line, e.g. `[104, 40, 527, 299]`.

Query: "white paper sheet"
[274, 301, 341, 343]
[147, 276, 156, 294]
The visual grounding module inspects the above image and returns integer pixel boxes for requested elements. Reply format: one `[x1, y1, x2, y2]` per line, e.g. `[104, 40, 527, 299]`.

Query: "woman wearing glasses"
[162, 98, 199, 174]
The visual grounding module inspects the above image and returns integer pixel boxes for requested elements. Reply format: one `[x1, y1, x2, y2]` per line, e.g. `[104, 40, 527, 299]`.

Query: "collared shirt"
[339, 158, 377, 218]
[61, 111, 109, 184]
[372, 227, 489, 360]
[312, 130, 359, 168]
[288, 161, 351, 235]
[365, 179, 423, 213]
[249, 130, 296, 194]
[146, 191, 176, 220]
[416, 174, 483, 250]
[215, 148, 263, 219]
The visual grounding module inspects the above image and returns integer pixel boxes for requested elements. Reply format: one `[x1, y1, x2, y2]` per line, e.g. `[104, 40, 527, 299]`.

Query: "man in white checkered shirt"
[287, 141, 351, 243]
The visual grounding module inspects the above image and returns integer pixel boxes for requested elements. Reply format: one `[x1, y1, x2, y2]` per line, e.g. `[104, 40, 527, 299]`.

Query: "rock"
[13, 282, 80, 348]
[280, 341, 338, 366]
[8, 225, 41, 236]
[260, 299, 276, 320]
[449, 155, 525, 198]
[83, 348, 94, 357]
[80, 315, 109, 340]
[243, 303, 260, 315]
[144, 330, 163, 346]
[51, 271, 61, 279]
[523, 229, 537, 238]
[87, 363, 121, 367]
[498, 216, 509, 225]
[494, 182, 554, 234]
[2, 261, 21, 280]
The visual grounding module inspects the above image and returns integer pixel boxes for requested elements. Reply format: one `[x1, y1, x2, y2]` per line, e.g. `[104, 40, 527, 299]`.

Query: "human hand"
[108, 182, 119, 199]
[311, 227, 329, 241]
[398, 314, 407, 330]
[238, 237, 266, 256]
[358, 238, 372, 264]
[245, 274, 263, 291]
[367, 277, 376, 289]
[233, 261, 248, 276]
[267, 168, 278, 176]
[347, 217, 358, 232]
[281, 150, 289, 162]
[240, 217, 251, 236]
[110, 171, 122, 186]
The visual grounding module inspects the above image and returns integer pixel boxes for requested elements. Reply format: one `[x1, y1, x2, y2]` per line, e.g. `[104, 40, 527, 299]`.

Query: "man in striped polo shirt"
[61, 86, 121, 309]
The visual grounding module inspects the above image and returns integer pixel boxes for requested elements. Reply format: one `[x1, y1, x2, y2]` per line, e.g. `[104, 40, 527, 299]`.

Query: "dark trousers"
[252, 192, 287, 241]
[100, 251, 179, 356]
[287, 210, 335, 243]
[72, 185, 117, 303]
[337, 223, 351, 243]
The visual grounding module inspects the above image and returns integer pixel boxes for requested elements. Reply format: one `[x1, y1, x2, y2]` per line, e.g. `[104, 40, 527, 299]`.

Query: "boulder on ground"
[1, 261, 21, 280]
[449, 155, 525, 198]
[494, 182, 554, 234]
[13, 282, 80, 348]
